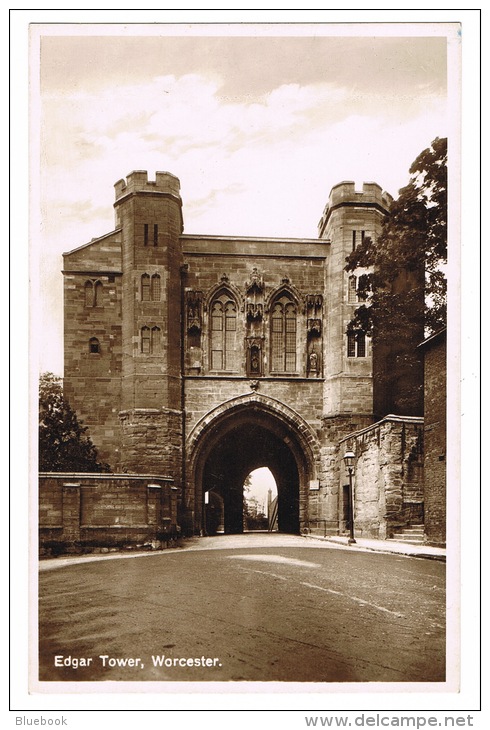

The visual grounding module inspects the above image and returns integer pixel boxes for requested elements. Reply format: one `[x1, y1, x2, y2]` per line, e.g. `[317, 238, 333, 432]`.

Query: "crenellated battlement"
[114, 170, 181, 202]
[318, 181, 393, 237]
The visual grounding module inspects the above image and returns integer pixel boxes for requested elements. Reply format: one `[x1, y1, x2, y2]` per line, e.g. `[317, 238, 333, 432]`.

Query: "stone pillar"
[61, 482, 81, 543]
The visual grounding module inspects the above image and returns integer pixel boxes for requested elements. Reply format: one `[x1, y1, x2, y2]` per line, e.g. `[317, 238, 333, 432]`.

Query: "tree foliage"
[346, 136, 447, 338]
[345, 137, 447, 416]
[39, 372, 110, 472]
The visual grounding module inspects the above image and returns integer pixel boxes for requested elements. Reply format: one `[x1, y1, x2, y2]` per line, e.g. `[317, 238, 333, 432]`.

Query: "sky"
[29, 22, 456, 379]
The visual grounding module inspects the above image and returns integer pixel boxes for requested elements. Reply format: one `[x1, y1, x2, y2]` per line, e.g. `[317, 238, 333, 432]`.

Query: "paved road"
[38, 534, 445, 684]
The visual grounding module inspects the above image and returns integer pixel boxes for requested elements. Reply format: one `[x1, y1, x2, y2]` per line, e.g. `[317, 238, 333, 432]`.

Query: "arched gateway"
[186, 393, 320, 535]
[59, 171, 400, 550]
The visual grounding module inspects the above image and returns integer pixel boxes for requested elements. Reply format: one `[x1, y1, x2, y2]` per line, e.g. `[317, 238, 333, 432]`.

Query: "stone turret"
[115, 171, 184, 477]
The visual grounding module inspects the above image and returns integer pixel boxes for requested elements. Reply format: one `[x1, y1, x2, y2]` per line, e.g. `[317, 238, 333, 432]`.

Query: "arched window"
[151, 326, 161, 352]
[84, 281, 93, 307]
[347, 331, 366, 358]
[141, 326, 151, 354]
[141, 273, 161, 301]
[89, 337, 100, 354]
[141, 274, 151, 301]
[151, 274, 161, 301]
[271, 295, 297, 372]
[141, 326, 161, 354]
[210, 293, 237, 371]
[348, 275, 357, 303]
[85, 279, 102, 307]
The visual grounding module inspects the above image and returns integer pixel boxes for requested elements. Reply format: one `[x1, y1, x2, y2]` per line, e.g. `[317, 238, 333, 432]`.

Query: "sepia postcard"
[9, 8, 482, 723]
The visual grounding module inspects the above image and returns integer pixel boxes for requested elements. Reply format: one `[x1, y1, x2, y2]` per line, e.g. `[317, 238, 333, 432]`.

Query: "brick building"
[419, 329, 447, 546]
[60, 170, 433, 540]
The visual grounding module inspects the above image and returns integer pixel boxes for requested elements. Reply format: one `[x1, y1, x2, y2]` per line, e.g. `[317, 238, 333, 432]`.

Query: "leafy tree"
[345, 137, 447, 416]
[39, 372, 110, 472]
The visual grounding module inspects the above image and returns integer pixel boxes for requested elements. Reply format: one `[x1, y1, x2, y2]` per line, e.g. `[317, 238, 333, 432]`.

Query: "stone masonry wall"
[422, 332, 446, 546]
[63, 231, 123, 468]
[119, 409, 183, 487]
[39, 473, 177, 555]
[339, 416, 424, 539]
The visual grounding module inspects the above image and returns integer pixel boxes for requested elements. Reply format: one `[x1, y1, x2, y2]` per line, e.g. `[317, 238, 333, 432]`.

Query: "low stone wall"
[339, 415, 424, 540]
[39, 473, 178, 556]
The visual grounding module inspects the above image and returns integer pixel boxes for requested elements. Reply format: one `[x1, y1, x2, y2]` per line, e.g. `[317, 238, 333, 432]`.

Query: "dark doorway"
[200, 419, 301, 535]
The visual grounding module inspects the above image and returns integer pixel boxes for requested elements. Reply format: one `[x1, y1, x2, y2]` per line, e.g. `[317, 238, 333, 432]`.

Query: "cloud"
[35, 47, 448, 374]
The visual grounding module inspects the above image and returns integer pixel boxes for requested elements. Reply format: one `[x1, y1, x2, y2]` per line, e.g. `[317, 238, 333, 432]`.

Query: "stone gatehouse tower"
[63, 171, 393, 536]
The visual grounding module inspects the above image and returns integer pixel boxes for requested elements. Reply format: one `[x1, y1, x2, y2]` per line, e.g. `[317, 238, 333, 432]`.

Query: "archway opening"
[199, 415, 303, 535]
[243, 468, 278, 532]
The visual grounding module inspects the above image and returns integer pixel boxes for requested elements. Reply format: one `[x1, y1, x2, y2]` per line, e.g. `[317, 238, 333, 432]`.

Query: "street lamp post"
[343, 450, 356, 545]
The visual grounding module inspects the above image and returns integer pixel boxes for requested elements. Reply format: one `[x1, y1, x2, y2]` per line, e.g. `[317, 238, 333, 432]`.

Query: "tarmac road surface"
[38, 533, 446, 684]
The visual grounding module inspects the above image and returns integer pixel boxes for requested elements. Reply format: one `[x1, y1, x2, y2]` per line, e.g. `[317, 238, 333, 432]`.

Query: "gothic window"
[151, 326, 161, 352]
[271, 295, 297, 372]
[141, 326, 151, 354]
[140, 326, 161, 355]
[84, 280, 102, 307]
[141, 273, 161, 301]
[141, 274, 151, 301]
[89, 337, 100, 354]
[347, 331, 366, 358]
[210, 293, 237, 371]
[348, 275, 357, 303]
[151, 274, 161, 300]
[84, 281, 93, 307]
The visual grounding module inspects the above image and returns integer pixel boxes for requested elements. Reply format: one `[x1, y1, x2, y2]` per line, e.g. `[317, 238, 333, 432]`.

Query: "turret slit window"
[153, 224, 159, 247]
[271, 295, 297, 372]
[210, 293, 237, 371]
[144, 224, 149, 247]
[347, 331, 366, 358]
[348, 275, 357, 303]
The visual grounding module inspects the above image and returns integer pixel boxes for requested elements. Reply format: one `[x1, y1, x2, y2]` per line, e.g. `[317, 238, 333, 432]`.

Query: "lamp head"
[343, 450, 355, 470]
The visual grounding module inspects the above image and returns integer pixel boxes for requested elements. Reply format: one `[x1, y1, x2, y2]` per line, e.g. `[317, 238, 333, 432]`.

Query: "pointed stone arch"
[264, 279, 305, 314]
[204, 274, 245, 313]
[185, 392, 321, 534]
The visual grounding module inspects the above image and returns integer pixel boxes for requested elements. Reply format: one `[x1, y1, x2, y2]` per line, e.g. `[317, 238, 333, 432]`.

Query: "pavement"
[302, 533, 446, 561]
[39, 531, 446, 571]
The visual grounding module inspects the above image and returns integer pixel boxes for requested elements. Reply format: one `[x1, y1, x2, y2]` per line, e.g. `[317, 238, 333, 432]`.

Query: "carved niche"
[244, 268, 265, 375]
[185, 290, 204, 373]
[186, 290, 203, 334]
[306, 294, 323, 377]
[245, 267, 265, 322]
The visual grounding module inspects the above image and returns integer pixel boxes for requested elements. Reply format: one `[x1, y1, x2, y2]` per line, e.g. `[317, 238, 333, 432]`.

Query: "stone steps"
[388, 525, 425, 545]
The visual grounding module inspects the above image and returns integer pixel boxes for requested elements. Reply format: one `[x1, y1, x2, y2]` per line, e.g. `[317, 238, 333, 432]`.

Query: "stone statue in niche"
[186, 290, 203, 334]
[246, 338, 263, 377]
[186, 290, 203, 373]
[308, 350, 320, 377]
[306, 294, 323, 377]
